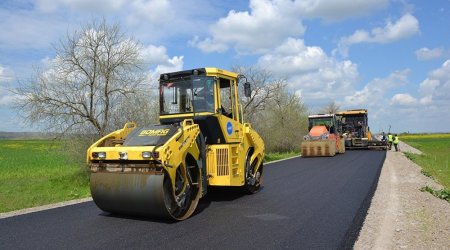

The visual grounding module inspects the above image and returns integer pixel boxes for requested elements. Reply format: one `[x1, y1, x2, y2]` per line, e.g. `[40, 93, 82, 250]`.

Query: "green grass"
[401, 133, 450, 140]
[264, 151, 299, 162]
[402, 134, 450, 202]
[0, 140, 90, 213]
[420, 186, 450, 202]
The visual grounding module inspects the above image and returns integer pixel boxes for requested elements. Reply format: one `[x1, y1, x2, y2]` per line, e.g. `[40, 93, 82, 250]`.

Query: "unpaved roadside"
[355, 142, 450, 249]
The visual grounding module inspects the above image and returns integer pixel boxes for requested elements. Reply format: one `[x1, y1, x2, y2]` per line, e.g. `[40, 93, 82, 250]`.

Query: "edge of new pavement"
[0, 155, 302, 219]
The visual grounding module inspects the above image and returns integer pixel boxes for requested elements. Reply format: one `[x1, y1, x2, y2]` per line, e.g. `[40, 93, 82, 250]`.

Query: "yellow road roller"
[87, 68, 265, 220]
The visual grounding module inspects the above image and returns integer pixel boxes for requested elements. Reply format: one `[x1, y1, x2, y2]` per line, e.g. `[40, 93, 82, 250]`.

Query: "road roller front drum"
[90, 163, 202, 221]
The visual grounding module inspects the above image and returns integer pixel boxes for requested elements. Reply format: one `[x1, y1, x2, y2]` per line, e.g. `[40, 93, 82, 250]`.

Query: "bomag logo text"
[139, 129, 170, 136]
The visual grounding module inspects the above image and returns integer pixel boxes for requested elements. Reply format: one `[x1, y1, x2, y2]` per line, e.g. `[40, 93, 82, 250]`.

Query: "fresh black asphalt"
[0, 150, 385, 250]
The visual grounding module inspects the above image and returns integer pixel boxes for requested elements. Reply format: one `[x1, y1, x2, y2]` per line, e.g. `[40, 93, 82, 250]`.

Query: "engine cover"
[123, 124, 179, 146]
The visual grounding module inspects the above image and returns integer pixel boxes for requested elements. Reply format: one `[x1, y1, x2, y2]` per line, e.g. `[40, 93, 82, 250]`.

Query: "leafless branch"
[13, 19, 153, 139]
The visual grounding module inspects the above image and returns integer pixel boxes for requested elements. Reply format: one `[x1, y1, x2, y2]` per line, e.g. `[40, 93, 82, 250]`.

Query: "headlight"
[142, 151, 151, 158]
[320, 134, 329, 140]
[119, 152, 128, 160]
[142, 151, 159, 159]
[92, 152, 106, 159]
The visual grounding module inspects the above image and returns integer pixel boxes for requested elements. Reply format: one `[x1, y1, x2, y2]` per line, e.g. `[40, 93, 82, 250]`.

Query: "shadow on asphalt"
[194, 186, 264, 217]
[96, 186, 257, 222]
[98, 212, 178, 224]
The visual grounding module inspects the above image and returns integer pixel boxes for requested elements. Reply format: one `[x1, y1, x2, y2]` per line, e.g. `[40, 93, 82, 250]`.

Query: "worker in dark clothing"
[356, 121, 363, 138]
[393, 134, 400, 152]
[387, 133, 393, 150]
[381, 132, 386, 142]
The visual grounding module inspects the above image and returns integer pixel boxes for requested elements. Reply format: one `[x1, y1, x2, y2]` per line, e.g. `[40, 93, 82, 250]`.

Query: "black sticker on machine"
[123, 125, 178, 146]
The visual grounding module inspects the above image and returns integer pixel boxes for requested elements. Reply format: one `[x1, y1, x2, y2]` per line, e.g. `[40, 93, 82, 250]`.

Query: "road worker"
[381, 132, 386, 142]
[387, 132, 393, 150]
[393, 134, 400, 152]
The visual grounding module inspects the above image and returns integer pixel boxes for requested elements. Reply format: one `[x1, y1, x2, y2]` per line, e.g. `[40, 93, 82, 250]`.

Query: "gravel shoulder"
[355, 141, 450, 249]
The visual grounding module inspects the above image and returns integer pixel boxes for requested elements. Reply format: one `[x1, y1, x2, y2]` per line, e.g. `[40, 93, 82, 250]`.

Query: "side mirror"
[244, 82, 251, 98]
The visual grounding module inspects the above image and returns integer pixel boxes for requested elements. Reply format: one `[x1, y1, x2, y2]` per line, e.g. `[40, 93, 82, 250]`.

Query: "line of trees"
[14, 20, 333, 155]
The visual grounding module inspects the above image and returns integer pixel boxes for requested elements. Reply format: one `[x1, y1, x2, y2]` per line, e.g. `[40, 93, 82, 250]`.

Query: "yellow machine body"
[336, 109, 387, 150]
[87, 68, 265, 220]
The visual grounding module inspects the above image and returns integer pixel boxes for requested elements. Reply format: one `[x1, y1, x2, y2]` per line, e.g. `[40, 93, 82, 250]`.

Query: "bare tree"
[14, 20, 149, 138]
[232, 66, 285, 123]
[230, 66, 309, 152]
[109, 90, 159, 129]
[319, 101, 340, 114]
[256, 85, 309, 152]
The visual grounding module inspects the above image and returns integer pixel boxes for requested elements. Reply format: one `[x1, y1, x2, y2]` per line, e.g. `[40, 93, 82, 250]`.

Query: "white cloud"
[344, 69, 410, 107]
[292, 0, 389, 22]
[151, 56, 184, 76]
[0, 8, 69, 50]
[338, 69, 416, 133]
[258, 38, 328, 74]
[292, 59, 358, 102]
[390, 93, 417, 106]
[2, 0, 218, 52]
[415, 47, 444, 61]
[192, 0, 390, 54]
[0, 66, 13, 83]
[338, 13, 420, 57]
[257, 38, 358, 103]
[139, 45, 184, 82]
[188, 36, 228, 53]
[342, 59, 450, 133]
[419, 95, 432, 105]
[127, 0, 172, 24]
[125, 1, 221, 43]
[418, 60, 450, 104]
[192, 0, 306, 54]
[0, 65, 16, 107]
[419, 78, 439, 96]
[36, 0, 127, 13]
[0, 94, 19, 107]
[388, 60, 450, 133]
[140, 45, 175, 65]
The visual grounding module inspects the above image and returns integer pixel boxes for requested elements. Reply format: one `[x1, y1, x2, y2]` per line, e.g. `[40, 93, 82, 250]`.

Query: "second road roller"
[301, 113, 345, 157]
[87, 68, 265, 220]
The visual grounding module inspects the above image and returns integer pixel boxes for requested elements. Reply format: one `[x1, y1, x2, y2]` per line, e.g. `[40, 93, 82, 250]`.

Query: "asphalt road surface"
[0, 150, 385, 250]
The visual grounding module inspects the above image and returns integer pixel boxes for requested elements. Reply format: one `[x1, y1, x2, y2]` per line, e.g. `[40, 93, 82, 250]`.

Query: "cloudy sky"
[0, 0, 449, 133]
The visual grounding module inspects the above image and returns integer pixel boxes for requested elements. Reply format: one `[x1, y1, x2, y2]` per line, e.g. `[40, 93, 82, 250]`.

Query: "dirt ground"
[354, 142, 450, 249]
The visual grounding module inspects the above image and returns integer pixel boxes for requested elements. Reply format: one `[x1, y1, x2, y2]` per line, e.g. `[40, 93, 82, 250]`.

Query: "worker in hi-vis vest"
[388, 133, 393, 150]
[393, 134, 400, 152]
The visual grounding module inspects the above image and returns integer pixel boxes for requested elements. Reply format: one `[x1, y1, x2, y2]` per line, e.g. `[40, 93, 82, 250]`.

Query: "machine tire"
[244, 156, 263, 194]
[196, 132, 207, 196]
[162, 158, 202, 220]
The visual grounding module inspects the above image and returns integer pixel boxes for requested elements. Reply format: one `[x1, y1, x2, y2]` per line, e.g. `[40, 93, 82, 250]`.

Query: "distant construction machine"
[336, 109, 387, 150]
[301, 113, 345, 157]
